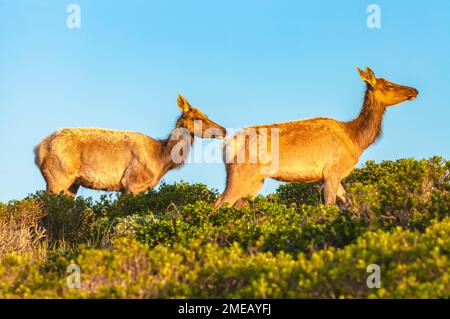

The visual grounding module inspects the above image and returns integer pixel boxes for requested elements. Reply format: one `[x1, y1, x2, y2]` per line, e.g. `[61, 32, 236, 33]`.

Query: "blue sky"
[1, 0, 449, 202]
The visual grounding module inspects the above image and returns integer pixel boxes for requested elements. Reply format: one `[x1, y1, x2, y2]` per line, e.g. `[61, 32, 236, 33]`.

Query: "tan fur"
[215, 67, 418, 208]
[35, 95, 226, 196]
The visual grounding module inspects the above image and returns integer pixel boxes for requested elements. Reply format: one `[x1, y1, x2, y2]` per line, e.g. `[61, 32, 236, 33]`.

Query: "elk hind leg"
[41, 160, 77, 196]
[45, 177, 76, 196]
[68, 183, 81, 197]
[336, 182, 351, 205]
[215, 178, 264, 209]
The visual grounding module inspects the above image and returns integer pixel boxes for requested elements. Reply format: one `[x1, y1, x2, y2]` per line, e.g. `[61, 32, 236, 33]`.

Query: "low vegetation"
[0, 157, 449, 298]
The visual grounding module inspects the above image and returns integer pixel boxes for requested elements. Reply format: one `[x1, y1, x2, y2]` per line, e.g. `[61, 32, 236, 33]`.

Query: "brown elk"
[35, 94, 227, 196]
[215, 67, 418, 208]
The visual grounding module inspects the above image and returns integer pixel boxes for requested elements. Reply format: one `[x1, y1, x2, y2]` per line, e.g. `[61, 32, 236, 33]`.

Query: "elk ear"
[177, 94, 191, 113]
[357, 67, 366, 78]
[357, 67, 377, 86]
[365, 67, 377, 84]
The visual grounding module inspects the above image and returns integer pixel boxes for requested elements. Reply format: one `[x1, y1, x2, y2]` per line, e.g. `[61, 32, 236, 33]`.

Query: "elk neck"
[345, 87, 386, 153]
[159, 114, 195, 171]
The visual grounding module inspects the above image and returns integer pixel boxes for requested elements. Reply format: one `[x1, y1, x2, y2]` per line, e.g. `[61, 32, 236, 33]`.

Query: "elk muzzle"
[407, 88, 419, 100]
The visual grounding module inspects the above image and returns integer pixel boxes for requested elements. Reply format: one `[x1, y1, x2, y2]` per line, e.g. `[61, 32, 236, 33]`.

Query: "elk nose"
[408, 88, 419, 100]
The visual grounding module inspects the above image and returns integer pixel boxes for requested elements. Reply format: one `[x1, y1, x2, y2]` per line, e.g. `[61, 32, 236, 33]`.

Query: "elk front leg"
[323, 177, 340, 206]
[121, 163, 157, 195]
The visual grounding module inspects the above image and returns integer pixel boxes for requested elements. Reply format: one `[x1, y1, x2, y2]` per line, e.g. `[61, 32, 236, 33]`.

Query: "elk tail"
[34, 137, 50, 169]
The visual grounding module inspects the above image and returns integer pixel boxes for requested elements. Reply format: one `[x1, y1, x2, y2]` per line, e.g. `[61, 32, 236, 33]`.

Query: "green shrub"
[52, 218, 450, 298]
[96, 181, 218, 217]
[277, 157, 450, 231]
[27, 192, 99, 245]
[0, 199, 46, 259]
[0, 157, 448, 298]
[346, 157, 449, 230]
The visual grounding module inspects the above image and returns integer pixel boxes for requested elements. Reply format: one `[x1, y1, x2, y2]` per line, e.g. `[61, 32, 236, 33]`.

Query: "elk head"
[357, 67, 419, 107]
[177, 94, 227, 139]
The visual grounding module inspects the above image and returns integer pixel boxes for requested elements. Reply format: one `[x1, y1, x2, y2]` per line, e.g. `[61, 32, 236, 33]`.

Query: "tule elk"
[35, 94, 226, 196]
[215, 67, 418, 208]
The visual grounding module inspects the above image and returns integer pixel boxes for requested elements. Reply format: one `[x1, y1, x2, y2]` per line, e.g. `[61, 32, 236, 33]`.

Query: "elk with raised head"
[215, 67, 418, 208]
[35, 95, 227, 196]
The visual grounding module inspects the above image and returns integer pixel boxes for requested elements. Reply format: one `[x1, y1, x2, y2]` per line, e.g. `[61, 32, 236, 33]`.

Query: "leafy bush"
[2, 218, 448, 298]
[120, 201, 363, 255]
[27, 192, 99, 245]
[96, 181, 218, 217]
[0, 199, 46, 259]
[276, 157, 450, 230]
[0, 157, 448, 298]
